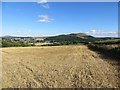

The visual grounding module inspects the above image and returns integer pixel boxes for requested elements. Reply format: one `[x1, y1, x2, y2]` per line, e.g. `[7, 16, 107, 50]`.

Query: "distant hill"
[44, 33, 96, 43]
[69, 33, 89, 37]
[3, 35, 14, 38]
[2, 36, 33, 39]
[68, 33, 95, 39]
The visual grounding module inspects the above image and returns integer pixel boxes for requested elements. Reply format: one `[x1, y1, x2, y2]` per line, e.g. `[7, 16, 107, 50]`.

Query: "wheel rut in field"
[18, 62, 42, 87]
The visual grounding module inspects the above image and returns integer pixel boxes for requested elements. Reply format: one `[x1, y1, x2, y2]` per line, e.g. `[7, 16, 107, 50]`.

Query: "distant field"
[2, 46, 120, 88]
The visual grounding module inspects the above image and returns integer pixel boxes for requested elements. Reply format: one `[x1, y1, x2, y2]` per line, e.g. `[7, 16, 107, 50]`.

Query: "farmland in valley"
[2, 46, 119, 88]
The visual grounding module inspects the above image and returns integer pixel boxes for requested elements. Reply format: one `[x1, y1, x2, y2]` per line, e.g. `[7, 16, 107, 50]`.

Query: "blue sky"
[2, 2, 118, 37]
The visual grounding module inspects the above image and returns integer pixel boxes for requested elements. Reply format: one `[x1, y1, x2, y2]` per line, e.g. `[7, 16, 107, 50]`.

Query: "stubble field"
[1, 46, 119, 88]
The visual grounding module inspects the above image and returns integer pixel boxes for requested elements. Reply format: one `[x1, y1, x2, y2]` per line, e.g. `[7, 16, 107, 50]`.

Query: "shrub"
[2, 41, 34, 47]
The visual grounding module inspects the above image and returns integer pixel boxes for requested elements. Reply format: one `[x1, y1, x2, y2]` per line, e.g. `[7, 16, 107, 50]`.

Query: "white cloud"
[37, 0, 47, 3]
[87, 29, 97, 34]
[37, 15, 54, 23]
[41, 4, 49, 8]
[86, 29, 118, 37]
[37, 0, 49, 8]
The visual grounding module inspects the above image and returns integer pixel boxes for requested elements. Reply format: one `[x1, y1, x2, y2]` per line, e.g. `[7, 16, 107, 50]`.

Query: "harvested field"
[1, 46, 120, 88]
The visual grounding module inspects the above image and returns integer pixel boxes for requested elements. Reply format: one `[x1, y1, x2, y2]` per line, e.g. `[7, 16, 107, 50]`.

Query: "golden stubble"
[2, 46, 119, 88]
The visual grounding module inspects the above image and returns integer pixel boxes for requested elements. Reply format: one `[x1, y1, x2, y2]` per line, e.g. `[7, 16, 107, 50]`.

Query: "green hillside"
[45, 33, 96, 45]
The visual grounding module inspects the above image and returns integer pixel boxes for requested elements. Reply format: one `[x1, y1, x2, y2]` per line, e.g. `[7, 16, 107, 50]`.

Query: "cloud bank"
[86, 29, 118, 37]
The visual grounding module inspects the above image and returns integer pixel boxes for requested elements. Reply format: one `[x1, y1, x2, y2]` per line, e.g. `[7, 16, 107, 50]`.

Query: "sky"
[2, 2, 118, 37]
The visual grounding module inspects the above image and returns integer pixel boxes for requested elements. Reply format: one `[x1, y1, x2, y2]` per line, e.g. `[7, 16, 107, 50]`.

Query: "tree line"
[1, 40, 35, 47]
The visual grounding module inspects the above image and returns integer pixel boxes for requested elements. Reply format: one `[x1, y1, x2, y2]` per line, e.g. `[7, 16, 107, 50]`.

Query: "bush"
[2, 41, 34, 47]
[87, 44, 120, 60]
[94, 39, 120, 45]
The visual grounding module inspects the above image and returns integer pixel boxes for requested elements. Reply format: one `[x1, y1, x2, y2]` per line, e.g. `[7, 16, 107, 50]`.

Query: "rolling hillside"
[44, 33, 96, 43]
